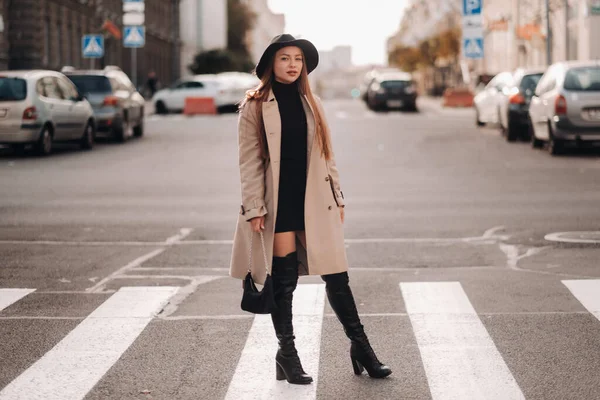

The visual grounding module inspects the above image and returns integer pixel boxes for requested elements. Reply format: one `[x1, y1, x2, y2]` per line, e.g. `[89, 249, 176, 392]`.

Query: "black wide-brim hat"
[255, 34, 319, 79]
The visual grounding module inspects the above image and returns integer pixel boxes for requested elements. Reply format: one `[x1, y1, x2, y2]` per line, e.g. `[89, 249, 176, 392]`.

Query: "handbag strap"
[248, 230, 270, 275]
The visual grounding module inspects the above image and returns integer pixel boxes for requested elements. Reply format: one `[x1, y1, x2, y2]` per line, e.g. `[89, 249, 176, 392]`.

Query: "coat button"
[328, 206, 332, 210]
[325, 176, 330, 181]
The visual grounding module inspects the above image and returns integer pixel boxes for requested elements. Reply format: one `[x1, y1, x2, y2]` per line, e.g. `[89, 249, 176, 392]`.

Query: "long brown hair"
[238, 48, 332, 160]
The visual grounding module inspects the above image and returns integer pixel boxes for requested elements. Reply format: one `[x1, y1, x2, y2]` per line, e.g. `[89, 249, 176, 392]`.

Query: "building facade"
[243, 0, 284, 65]
[179, 0, 227, 77]
[6, 0, 181, 88]
[389, 0, 600, 91]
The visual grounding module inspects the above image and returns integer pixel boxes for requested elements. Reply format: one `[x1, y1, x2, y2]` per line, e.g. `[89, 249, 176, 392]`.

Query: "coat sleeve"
[315, 96, 345, 207]
[238, 101, 268, 221]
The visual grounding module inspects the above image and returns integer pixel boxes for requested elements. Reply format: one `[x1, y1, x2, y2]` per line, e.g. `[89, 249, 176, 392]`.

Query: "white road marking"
[0, 289, 35, 311]
[0, 226, 508, 247]
[164, 228, 193, 244]
[225, 284, 325, 400]
[563, 280, 600, 321]
[400, 282, 525, 400]
[85, 248, 165, 293]
[499, 244, 550, 270]
[545, 231, 600, 244]
[0, 286, 179, 400]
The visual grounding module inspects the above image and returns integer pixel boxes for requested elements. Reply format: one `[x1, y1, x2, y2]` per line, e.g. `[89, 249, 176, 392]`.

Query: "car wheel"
[530, 123, 543, 149]
[80, 121, 95, 150]
[155, 101, 168, 115]
[35, 125, 52, 156]
[547, 122, 564, 156]
[505, 119, 519, 142]
[133, 118, 144, 137]
[475, 107, 484, 127]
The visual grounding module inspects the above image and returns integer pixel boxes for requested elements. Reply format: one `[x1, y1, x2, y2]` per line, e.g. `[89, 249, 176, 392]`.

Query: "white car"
[0, 70, 95, 155]
[529, 61, 600, 155]
[152, 73, 259, 114]
[474, 71, 514, 127]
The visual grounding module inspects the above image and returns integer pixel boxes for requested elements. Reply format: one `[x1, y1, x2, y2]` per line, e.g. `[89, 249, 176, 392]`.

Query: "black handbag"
[241, 231, 276, 314]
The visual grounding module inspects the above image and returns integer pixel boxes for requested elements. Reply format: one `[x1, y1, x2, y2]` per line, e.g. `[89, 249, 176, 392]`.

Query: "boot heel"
[276, 362, 286, 381]
[351, 357, 364, 375]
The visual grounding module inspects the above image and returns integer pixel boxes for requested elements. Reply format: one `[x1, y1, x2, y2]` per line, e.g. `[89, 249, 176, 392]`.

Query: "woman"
[230, 34, 392, 385]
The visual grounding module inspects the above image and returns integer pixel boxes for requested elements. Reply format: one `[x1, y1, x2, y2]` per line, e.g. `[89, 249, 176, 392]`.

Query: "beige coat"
[229, 89, 348, 284]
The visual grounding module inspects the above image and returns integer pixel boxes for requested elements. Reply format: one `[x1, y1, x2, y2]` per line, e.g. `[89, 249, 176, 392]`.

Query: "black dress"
[272, 80, 308, 233]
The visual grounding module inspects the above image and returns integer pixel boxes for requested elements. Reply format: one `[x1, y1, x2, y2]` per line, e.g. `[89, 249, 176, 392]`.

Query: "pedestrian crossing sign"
[463, 37, 484, 59]
[123, 26, 145, 48]
[82, 35, 104, 58]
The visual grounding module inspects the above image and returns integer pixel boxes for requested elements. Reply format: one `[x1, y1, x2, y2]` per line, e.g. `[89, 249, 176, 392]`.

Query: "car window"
[563, 66, 600, 91]
[381, 80, 410, 88]
[56, 77, 79, 100]
[187, 81, 204, 89]
[38, 77, 63, 100]
[520, 73, 543, 95]
[0, 77, 27, 101]
[68, 75, 113, 94]
[174, 81, 190, 89]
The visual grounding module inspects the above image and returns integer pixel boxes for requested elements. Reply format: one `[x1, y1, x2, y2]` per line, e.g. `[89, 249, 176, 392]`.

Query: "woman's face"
[273, 46, 303, 84]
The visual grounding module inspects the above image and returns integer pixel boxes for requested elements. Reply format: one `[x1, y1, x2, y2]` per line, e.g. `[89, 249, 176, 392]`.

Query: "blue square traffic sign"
[463, 0, 482, 16]
[82, 35, 104, 58]
[463, 37, 484, 59]
[123, 26, 145, 48]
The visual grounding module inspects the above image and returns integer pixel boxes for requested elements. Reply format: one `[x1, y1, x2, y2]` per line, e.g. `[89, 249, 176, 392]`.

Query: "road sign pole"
[132, 48, 137, 89]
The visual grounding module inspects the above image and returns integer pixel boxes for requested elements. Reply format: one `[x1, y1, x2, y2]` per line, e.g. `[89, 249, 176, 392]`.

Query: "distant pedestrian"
[229, 34, 391, 385]
[146, 71, 158, 98]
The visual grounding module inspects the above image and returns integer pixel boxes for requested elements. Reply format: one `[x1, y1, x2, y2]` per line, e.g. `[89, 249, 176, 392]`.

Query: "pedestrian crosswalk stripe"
[225, 284, 325, 399]
[562, 280, 600, 321]
[400, 282, 525, 400]
[0, 288, 35, 312]
[0, 286, 179, 400]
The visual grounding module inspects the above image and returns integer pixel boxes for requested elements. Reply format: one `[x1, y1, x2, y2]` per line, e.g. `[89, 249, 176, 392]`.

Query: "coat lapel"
[301, 95, 316, 174]
[262, 89, 281, 210]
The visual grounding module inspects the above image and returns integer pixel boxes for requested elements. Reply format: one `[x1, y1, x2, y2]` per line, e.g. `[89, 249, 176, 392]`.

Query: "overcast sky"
[267, 0, 409, 66]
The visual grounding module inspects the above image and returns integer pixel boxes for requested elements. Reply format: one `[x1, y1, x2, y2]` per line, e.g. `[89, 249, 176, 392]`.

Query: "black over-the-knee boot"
[321, 272, 392, 378]
[271, 252, 313, 384]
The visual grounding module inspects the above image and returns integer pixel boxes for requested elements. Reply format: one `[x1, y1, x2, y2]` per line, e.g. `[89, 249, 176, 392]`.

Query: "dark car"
[63, 66, 145, 142]
[366, 72, 418, 111]
[498, 67, 545, 141]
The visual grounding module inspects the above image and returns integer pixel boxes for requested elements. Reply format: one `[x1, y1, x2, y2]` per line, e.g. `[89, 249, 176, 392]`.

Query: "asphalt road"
[1, 97, 599, 400]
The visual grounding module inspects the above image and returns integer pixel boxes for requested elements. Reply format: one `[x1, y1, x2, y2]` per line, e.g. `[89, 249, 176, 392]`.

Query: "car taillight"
[509, 93, 526, 105]
[555, 95, 567, 115]
[103, 96, 119, 106]
[23, 106, 37, 120]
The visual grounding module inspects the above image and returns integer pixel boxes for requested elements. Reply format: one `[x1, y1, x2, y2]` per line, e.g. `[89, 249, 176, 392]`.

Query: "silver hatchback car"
[0, 70, 95, 156]
[529, 61, 600, 155]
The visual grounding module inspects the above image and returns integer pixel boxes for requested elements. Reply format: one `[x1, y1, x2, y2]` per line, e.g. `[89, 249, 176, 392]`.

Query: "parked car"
[63, 66, 145, 142]
[359, 68, 400, 102]
[366, 72, 418, 111]
[497, 67, 545, 141]
[216, 72, 260, 110]
[0, 70, 95, 156]
[529, 61, 600, 155]
[473, 71, 513, 127]
[152, 73, 259, 114]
